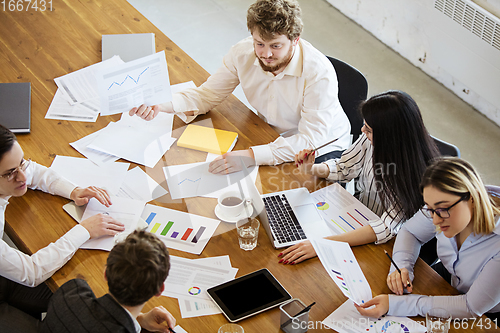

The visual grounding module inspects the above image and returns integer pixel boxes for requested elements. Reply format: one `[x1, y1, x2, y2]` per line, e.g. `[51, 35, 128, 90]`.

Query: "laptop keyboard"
[263, 194, 307, 244]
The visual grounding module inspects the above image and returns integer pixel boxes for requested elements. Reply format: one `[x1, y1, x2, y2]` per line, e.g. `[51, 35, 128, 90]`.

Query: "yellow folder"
[177, 124, 238, 155]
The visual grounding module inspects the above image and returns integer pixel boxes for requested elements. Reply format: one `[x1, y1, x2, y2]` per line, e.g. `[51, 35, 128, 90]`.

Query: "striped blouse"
[322, 133, 404, 244]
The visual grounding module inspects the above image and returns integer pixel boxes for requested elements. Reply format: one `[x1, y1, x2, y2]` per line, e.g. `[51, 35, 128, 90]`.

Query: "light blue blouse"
[387, 208, 500, 318]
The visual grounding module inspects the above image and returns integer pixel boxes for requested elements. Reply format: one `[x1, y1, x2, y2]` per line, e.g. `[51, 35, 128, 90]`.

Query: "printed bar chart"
[141, 204, 220, 255]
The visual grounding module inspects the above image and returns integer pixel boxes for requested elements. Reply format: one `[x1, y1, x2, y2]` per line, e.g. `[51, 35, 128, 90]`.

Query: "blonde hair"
[247, 0, 303, 41]
[421, 157, 500, 235]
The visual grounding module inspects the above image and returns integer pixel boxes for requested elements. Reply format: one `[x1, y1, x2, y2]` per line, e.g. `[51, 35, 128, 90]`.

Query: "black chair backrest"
[432, 136, 461, 157]
[326, 56, 368, 143]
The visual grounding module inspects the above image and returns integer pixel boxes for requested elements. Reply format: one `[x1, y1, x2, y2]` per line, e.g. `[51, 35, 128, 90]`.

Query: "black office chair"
[419, 136, 461, 266]
[326, 56, 368, 143]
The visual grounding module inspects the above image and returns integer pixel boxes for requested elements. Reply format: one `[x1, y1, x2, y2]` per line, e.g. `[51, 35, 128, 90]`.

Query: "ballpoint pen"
[384, 249, 411, 288]
[304, 138, 339, 158]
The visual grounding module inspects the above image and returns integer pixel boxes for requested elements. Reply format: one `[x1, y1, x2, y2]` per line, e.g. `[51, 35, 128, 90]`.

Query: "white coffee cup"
[217, 191, 251, 218]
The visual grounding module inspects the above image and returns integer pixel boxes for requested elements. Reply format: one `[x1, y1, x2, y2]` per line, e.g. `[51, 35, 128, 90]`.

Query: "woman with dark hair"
[279, 91, 439, 264]
[357, 157, 500, 320]
[0, 124, 125, 332]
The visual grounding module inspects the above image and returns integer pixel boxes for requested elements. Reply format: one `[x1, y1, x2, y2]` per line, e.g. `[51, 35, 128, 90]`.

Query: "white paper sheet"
[162, 256, 237, 301]
[79, 196, 146, 251]
[177, 255, 234, 318]
[87, 121, 176, 168]
[163, 161, 259, 200]
[173, 326, 188, 333]
[116, 166, 167, 202]
[97, 51, 172, 115]
[45, 89, 99, 122]
[311, 183, 377, 235]
[311, 239, 372, 306]
[322, 300, 426, 333]
[142, 204, 220, 255]
[49, 156, 129, 195]
[54, 56, 124, 105]
[70, 128, 120, 166]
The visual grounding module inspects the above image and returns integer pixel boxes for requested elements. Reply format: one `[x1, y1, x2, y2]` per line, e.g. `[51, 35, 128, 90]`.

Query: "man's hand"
[80, 214, 125, 239]
[208, 149, 255, 174]
[70, 186, 112, 207]
[387, 268, 413, 295]
[137, 306, 176, 333]
[129, 102, 173, 120]
[355, 295, 390, 318]
[278, 240, 317, 265]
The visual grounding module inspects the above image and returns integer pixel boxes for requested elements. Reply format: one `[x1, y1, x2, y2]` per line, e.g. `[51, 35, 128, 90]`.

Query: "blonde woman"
[357, 157, 500, 320]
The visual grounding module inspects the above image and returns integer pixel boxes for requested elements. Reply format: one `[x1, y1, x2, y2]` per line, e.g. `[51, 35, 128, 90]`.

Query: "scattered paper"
[311, 239, 372, 306]
[162, 256, 237, 301]
[322, 300, 426, 333]
[116, 166, 167, 202]
[97, 51, 172, 115]
[141, 204, 220, 255]
[163, 161, 259, 200]
[70, 128, 120, 166]
[172, 326, 188, 333]
[54, 56, 124, 105]
[311, 183, 376, 235]
[49, 155, 129, 195]
[79, 196, 146, 251]
[45, 89, 99, 122]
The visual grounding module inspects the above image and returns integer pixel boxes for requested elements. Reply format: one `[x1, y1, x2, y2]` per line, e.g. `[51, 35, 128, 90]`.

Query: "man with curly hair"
[39, 231, 176, 333]
[130, 0, 350, 174]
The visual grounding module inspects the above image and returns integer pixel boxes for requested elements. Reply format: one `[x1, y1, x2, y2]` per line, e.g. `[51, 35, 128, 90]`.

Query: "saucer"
[214, 204, 253, 223]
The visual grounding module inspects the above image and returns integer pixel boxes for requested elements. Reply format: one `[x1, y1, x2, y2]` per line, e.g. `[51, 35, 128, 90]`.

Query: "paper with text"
[97, 51, 172, 115]
[311, 239, 372, 305]
[116, 167, 168, 202]
[45, 89, 99, 122]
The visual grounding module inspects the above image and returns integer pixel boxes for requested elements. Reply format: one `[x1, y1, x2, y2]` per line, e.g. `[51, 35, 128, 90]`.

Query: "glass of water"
[236, 217, 259, 251]
[426, 308, 451, 333]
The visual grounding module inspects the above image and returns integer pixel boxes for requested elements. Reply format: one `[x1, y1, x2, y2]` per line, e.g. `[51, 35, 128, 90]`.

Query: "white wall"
[326, 0, 500, 127]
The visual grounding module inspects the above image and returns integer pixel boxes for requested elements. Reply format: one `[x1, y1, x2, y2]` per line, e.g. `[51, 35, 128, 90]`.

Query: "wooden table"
[0, 1, 493, 332]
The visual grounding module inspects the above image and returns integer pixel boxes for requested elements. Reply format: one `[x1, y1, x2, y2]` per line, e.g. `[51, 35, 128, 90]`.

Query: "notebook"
[0, 82, 31, 133]
[102, 33, 155, 62]
[177, 124, 238, 155]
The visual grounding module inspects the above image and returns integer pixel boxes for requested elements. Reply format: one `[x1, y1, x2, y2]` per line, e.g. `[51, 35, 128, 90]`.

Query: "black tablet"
[207, 268, 291, 322]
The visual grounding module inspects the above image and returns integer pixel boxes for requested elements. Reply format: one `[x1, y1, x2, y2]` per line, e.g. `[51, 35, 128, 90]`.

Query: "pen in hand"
[384, 250, 411, 288]
[304, 138, 339, 158]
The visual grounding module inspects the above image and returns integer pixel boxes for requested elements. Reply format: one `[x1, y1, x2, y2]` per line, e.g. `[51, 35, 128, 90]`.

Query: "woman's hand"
[278, 240, 317, 265]
[70, 186, 112, 207]
[387, 268, 413, 295]
[294, 149, 315, 174]
[137, 306, 176, 333]
[355, 295, 389, 318]
[80, 214, 125, 239]
[129, 103, 168, 120]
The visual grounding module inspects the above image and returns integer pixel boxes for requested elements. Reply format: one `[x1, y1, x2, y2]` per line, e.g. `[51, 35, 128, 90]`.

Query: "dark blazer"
[38, 279, 136, 333]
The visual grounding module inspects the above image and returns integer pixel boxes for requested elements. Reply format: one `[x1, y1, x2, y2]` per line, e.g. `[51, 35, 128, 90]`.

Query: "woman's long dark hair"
[362, 91, 439, 220]
[0, 124, 17, 161]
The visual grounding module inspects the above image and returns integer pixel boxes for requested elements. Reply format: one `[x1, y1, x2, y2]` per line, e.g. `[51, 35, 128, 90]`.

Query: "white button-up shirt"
[0, 162, 90, 287]
[172, 36, 351, 165]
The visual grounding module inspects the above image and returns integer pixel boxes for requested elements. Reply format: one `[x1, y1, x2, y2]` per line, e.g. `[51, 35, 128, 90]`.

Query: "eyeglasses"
[421, 195, 469, 219]
[0, 159, 31, 182]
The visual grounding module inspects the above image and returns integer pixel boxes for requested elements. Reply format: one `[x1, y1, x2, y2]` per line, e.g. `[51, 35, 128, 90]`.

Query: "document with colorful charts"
[310, 239, 372, 306]
[162, 256, 237, 302]
[322, 300, 426, 333]
[311, 183, 378, 235]
[141, 204, 220, 255]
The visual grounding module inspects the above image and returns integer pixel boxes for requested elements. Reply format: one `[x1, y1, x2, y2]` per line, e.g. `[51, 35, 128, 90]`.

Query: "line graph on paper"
[178, 177, 201, 186]
[108, 67, 149, 90]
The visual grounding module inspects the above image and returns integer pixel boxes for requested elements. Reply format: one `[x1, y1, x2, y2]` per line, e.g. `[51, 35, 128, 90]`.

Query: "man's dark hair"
[106, 230, 170, 306]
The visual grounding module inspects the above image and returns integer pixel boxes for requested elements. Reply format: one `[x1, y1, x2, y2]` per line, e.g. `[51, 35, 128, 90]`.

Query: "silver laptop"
[237, 165, 332, 249]
[0, 82, 31, 133]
